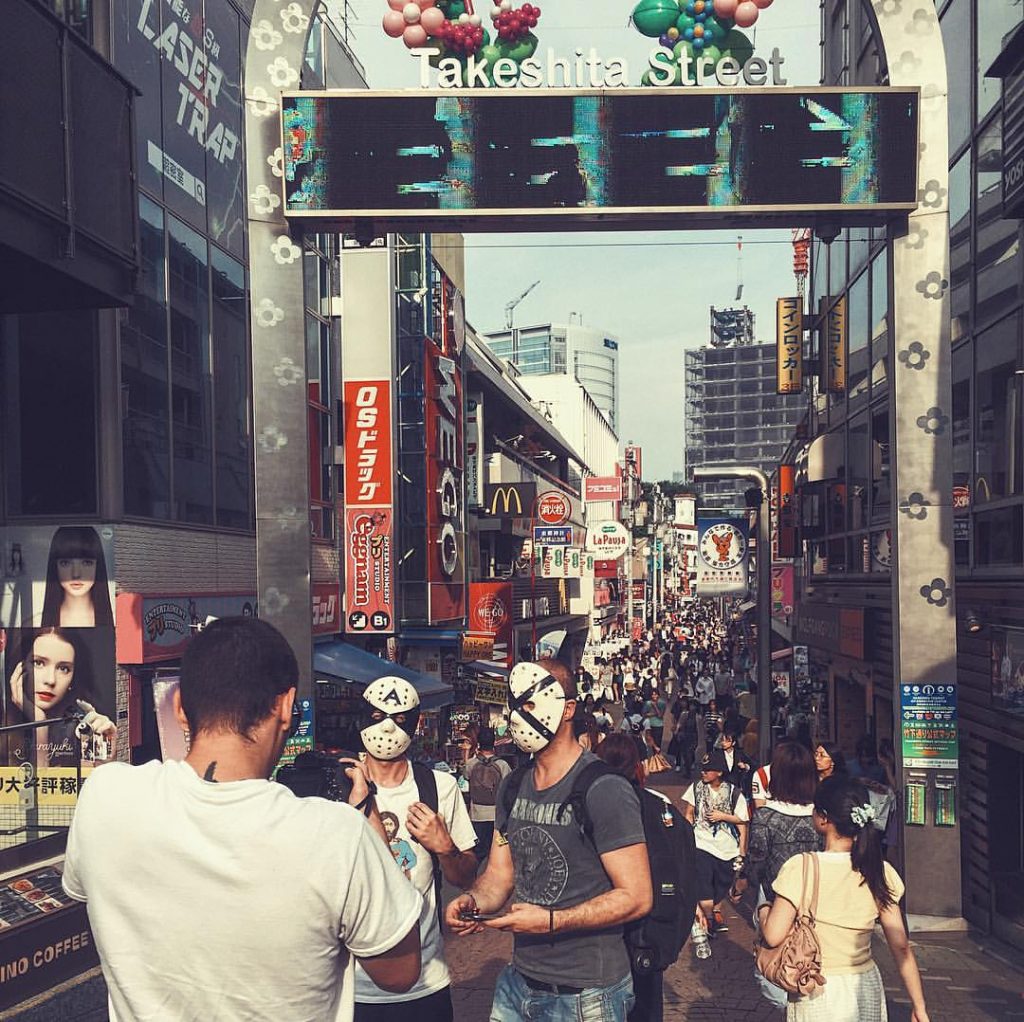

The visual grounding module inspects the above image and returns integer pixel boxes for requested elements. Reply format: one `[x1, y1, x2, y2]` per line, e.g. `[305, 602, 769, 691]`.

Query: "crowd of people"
[60, 608, 928, 1022]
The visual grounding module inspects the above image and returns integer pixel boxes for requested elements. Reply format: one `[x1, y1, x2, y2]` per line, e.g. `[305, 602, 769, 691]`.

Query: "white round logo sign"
[585, 521, 630, 560]
[699, 522, 745, 570]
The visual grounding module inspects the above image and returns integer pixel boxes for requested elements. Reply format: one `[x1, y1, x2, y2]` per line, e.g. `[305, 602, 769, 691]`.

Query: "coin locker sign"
[776, 297, 803, 394]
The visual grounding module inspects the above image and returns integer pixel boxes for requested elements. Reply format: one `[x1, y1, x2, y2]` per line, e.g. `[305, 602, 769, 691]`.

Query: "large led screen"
[281, 88, 919, 228]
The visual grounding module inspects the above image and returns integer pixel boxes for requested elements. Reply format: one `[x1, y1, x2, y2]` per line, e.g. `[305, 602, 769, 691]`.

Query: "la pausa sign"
[414, 44, 788, 89]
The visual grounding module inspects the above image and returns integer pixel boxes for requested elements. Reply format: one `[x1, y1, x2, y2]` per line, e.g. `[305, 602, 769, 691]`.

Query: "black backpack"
[499, 761, 697, 974]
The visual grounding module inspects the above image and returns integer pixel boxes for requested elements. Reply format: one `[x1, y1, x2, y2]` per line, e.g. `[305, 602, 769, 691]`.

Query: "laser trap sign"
[281, 88, 919, 231]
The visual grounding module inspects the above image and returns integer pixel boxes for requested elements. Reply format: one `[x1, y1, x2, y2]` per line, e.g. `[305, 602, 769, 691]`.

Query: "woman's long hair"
[6, 627, 95, 720]
[594, 732, 643, 787]
[41, 527, 113, 627]
[816, 739, 848, 777]
[815, 776, 895, 908]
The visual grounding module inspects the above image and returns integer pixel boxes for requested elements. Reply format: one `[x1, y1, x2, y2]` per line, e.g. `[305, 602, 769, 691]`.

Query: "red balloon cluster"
[436, 18, 486, 53]
[493, 3, 540, 42]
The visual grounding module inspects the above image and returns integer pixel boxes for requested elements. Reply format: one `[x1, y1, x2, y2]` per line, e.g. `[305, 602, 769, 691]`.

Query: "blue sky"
[338, 0, 822, 479]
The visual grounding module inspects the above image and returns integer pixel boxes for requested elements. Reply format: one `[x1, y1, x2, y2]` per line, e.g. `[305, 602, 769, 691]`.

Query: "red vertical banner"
[777, 464, 797, 559]
[469, 582, 513, 667]
[425, 337, 466, 625]
[343, 380, 395, 634]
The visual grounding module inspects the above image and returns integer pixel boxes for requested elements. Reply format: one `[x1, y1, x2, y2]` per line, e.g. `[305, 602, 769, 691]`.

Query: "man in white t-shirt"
[62, 617, 422, 1022]
[682, 750, 750, 936]
[355, 676, 478, 1022]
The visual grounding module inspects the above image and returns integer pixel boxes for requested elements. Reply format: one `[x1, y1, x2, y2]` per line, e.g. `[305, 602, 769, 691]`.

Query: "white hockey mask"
[359, 676, 420, 761]
[507, 662, 568, 754]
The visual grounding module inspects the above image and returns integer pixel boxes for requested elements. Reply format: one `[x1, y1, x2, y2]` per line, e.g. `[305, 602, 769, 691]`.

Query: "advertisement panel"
[534, 526, 572, 546]
[624, 445, 643, 482]
[312, 583, 340, 636]
[900, 684, 959, 770]
[776, 464, 797, 559]
[586, 521, 630, 560]
[537, 491, 572, 525]
[424, 340, 466, 624]
[771, 565, 795, 619]
[584, 476, 623, 503]
[138, 593, 255, 660]
[991, 627, 1024, 718]
[466, 391, 484, 508]
[776, 297, 803, 394]
[825, 295, 847, 394]
[696, 517, 749, 596]
[468, 582, 513, 668]
[343, 379, 394, 634]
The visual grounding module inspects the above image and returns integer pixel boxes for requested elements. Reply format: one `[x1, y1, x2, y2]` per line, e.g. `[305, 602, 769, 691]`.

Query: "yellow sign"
[484, 483, 536, 517]
[776, 297, 803, 394]
[826, 296, 847, 394]
[0, 767, 93, 807]
[460, 633, 495, 661]
[473, 678, 508, 705]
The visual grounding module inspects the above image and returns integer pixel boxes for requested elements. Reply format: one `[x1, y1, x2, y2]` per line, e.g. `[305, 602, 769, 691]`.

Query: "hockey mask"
[359, 677, 421, 761]
[507, 662, 569, 754]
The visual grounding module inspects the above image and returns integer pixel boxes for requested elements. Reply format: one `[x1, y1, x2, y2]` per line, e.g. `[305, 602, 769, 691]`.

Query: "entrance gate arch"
[241, 0, 958, 918]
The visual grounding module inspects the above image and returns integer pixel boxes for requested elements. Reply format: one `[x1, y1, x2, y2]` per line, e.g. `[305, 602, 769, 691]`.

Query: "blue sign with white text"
[534, 526, 573, 546]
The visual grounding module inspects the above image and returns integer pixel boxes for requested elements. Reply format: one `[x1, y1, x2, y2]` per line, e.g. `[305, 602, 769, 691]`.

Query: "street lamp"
[692, 465, 773, 761]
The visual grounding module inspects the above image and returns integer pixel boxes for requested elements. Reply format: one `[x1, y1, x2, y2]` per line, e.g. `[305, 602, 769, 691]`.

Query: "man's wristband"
[354, 781, 377, 817]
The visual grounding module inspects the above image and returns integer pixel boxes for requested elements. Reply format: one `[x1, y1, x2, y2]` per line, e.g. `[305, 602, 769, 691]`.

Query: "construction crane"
[505, 280, 540, 330]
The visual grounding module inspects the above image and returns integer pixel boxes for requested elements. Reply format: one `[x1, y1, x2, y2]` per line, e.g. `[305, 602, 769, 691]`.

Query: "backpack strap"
[410, 762, 443, 926]
[557, 760, 614, 847]
[729, 781, 741, 815]
[497, 762, 531, 839]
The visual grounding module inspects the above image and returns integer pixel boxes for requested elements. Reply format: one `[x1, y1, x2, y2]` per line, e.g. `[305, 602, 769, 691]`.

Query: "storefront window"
[869, 249, 888, 398]
[871, 406, 890, 521]
[829, 236, 847, 299]
[211, 249, 251, 530]
[848, 271, 869, 408]
[976, 506, 1023, 567]
[952, 341, 972, 497]
[950, 152, 971, 343]
[977, 4, 1022, 125]
[123, 196, 171, 519]
[941, 0, 972, 155]
[848, 414, 869, 531]
[976, 120, 1021, 327]
[168, 216, 213, 525]
[975, 314, 1022, 504]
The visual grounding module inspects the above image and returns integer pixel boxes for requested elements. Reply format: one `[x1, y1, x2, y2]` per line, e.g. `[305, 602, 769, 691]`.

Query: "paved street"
[446, 771, 1024, 1022]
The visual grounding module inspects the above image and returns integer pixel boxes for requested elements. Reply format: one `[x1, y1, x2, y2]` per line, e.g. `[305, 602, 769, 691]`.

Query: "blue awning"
[314, 641, 454, 710]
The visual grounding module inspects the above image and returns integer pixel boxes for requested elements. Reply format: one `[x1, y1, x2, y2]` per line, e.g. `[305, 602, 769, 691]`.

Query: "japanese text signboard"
[343, 380, 395, 634]
[900, 684, 959, 770]
[776, 297, 803, 394]
[825, 296, 847, 394]
[696, 517, 749, 596]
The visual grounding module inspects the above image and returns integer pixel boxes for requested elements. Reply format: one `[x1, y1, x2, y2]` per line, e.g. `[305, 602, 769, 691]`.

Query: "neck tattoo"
[203, 762, 218, 783]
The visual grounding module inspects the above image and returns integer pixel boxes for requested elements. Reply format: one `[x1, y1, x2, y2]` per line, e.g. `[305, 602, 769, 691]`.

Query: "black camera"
[276, 751, 354, 803]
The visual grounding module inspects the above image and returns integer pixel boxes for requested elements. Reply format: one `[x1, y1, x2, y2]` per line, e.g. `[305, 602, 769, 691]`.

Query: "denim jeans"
[490, 965, 635, 1022]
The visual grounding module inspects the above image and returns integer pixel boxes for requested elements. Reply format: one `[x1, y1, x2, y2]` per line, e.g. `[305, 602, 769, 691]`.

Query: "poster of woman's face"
[0, 525, 115, 630]
[0, 626, 116, 768]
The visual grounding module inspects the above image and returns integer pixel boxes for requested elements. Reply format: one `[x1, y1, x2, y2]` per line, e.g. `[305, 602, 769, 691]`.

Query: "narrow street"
[445, 771, 1024, 1022]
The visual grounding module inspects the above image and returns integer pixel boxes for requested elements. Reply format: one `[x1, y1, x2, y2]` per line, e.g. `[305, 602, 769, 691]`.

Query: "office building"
[484, 321, 620, 429]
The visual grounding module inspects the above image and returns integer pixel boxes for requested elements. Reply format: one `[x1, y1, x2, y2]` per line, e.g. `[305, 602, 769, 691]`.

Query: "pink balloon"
[387, 0, 406, 10]
[420, 7, 445, 32]
[754, 0, 773, 7]
[403, 22, 429, 46]
[383, 9, 406, 35]
[714, 0, 739, 17]
[734, 0, 759, 27]
[418, 0, 437, 7]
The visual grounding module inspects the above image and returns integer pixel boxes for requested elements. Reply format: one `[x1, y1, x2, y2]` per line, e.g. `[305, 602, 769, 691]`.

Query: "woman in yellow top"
[759, 776, 929, 1022]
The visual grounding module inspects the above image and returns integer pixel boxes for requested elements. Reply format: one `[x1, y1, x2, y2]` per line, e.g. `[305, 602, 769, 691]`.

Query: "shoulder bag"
[754, 852, 825, 996]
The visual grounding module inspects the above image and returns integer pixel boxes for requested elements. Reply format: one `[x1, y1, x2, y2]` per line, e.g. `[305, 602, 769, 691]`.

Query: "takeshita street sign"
[280, 87, 920, 233]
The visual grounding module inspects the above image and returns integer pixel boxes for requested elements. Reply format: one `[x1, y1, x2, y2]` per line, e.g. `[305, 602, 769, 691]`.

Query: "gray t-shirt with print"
[494, 751, 645, 989]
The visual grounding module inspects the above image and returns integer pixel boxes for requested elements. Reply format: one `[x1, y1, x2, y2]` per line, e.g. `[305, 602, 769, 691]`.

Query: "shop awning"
[771, 647, 794, 662]
[314, 641, 454, 709]
[466, 661, 511, 678]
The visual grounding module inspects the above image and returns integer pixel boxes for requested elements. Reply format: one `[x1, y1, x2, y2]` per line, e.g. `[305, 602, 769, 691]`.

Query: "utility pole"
[693, 465, 772, 762]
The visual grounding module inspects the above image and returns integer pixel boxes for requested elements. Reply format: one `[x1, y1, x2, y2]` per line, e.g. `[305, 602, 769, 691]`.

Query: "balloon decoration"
[382, 0, 542, 80]
[632, 0, 778, 84]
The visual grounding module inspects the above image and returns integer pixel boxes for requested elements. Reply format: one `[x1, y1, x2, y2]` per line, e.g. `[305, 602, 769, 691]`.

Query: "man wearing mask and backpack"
[447, 659, 652, 1021]
[355, 677, 478, 1022]
[463, 726, 510, 860]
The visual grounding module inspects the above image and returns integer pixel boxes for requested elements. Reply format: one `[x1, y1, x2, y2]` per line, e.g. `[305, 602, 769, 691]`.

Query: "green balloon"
[675, 11, 695, 33]
[722, 28, 753, 67]
[632, 0, 682, 38]
[427, 39, 448, 67]
[700, 44, 723, 69]
[702, 14, 732, 44]
[479, 43, 502, 67]
[447, 1, 465, 16]
[507, 31, 538, 62]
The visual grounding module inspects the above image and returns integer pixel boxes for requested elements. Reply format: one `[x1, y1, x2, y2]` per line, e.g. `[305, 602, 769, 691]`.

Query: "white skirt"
[786, 964, 887, 1022]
